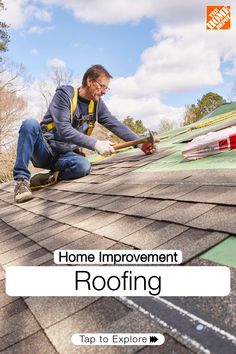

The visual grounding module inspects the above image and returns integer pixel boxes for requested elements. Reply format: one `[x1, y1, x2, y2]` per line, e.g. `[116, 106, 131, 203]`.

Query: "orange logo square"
[206, 5, 231, 30]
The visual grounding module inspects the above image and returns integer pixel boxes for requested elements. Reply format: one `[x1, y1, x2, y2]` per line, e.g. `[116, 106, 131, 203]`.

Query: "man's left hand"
[140, 142, 157, 155]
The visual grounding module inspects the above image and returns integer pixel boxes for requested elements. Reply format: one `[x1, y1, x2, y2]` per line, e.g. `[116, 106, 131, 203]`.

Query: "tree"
[38, 66, 75, 111]
[183, 92, 225, 126]
[122, 116, 147, 135]
[0, 0, 10, 55]
[0, 58, 27, 153]
[158, 119, 174, 133]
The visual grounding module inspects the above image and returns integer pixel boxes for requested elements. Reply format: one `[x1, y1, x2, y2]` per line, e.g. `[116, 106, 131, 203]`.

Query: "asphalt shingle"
[95, 216, 154, 240]
[149, 201, 215, 224]
[157, 229, 229, 262]
[0, 299, 40, 351]
[121, 222, 188, 249]
[1, 331, 58, 354]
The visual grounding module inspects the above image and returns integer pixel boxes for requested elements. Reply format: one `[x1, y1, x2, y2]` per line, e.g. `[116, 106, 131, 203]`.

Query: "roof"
[1, 102, 236, 353]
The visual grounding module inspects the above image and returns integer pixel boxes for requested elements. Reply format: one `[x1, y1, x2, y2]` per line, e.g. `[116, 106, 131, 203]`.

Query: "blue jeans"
[13, 119, 91, 181]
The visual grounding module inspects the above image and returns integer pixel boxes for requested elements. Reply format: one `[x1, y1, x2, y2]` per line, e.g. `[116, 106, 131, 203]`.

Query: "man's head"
[82, 64, 112, 101]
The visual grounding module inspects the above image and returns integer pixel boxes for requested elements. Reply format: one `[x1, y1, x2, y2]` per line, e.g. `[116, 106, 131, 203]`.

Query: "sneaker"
[30, 171, 60, 190]
[14, 179, 33, 203]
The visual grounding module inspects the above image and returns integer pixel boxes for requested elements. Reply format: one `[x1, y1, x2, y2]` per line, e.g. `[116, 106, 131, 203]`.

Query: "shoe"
[30, 171, 60, 190]
[14, 179, 33, 203]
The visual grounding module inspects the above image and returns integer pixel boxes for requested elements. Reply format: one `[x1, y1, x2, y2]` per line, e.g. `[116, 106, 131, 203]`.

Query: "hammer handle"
[113, 137, 159, 150]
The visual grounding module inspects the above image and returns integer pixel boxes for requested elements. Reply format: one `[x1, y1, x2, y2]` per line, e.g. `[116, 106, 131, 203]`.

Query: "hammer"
[113, 129, 159, 150]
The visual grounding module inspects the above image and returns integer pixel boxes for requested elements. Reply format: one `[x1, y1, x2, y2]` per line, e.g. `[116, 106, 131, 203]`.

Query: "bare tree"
[38, 66, 74, 111]
[0, 58, 27, 153]
[158, 118, 174, 133]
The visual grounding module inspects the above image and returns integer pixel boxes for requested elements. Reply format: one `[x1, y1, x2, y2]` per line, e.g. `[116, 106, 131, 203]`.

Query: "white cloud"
[31, 48, 39, 55]
[2, 0, 28, 29]
[2, 0, 51, 29]
[27, 25, 54, 34]
[105, 96, 184, 130]
[48, 58, 66, 68]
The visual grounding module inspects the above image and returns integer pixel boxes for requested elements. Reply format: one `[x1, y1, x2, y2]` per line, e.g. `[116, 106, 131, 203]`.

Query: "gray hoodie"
[41, 85, 139, 155]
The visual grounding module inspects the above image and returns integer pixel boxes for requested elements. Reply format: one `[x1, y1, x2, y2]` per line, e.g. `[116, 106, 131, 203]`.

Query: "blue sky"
[2, 1, 236, 130]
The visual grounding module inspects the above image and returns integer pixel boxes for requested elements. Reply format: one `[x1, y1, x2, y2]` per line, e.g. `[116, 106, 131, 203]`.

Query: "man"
[13, 64, 156, 203]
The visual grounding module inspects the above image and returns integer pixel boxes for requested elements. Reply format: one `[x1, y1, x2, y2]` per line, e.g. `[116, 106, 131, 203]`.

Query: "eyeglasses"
[94, 79, 110, 92]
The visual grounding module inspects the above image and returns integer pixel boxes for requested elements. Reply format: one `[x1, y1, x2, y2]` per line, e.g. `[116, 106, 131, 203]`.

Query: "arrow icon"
[150, 336, 158, 343]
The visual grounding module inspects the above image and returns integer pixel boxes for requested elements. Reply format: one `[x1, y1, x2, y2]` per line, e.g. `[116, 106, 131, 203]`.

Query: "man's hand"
[95, 140, 115, 156]
[140, 142, 157, 155]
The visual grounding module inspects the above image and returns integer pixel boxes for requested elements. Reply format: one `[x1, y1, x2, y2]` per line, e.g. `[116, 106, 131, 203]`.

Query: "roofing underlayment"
[1, 102, 236, 353]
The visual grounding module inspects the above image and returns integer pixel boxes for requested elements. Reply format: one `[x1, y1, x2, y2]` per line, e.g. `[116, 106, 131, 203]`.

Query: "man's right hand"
[95, 140, 115, 156]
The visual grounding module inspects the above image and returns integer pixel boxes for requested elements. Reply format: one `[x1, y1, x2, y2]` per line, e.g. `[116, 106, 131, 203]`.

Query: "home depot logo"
[206, 5, 231, 30]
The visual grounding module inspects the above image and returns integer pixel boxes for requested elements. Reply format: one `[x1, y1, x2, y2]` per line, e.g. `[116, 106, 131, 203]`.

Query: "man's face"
[88, 74, 110, 101]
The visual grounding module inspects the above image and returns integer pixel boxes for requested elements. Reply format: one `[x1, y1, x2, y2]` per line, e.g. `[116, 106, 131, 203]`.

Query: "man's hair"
[82, 64, 113, 86]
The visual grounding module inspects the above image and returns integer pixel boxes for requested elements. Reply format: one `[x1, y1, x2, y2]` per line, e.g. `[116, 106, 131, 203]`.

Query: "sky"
[1, 0, 236, 131]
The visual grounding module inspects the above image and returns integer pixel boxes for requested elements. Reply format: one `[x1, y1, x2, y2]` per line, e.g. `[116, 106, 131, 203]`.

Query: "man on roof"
[13, 64, 156, 203]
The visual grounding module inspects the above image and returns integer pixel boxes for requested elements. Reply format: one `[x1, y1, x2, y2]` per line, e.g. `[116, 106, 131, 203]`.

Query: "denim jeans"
[13, 119, 91, 181]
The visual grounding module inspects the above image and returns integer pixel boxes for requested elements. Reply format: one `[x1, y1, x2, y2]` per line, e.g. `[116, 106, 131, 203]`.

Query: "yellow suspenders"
[44, 87, 95, 136]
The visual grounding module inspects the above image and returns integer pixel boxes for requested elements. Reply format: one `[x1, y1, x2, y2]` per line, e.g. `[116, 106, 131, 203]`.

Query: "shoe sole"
[30, 171, 60, 191]
[15, 192, 33, 203]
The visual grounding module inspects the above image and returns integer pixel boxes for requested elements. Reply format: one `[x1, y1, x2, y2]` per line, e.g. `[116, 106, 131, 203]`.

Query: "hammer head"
[147, 129, 155, 144]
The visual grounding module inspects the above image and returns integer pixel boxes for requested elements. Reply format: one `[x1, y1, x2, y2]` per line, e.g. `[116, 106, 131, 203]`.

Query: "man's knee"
[20, 119, 40, 134]
[77, 158, 91, 177]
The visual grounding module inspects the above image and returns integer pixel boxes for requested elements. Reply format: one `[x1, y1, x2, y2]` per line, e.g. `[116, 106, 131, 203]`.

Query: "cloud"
[48, 58, 66, 68]
[27, 25, 54, 34]
[105, 96, 184, 129]
[2, 0, 27, 29]
[2, 0, 52, 29]
[31, 48, 39, 55]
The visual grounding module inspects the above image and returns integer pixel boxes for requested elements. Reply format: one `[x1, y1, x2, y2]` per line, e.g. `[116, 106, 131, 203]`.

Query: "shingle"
[45, 298, 131, 354]
[6, 215, 45, 230]
[29, 223, 70, 242]
[121, 199, 176, 217]
[99, 196, 143, 212]
[122, 222, 188, 249]
[19, 219, 58, 236]
[39, 204, 77, 218]
[27, 200, 55, 213]
[39, 227, 89, 251]
[0, 209, 31, 223]
[107, 242, 135, 250]
[81, 183, 120, 194]
[157, 229, 228, 262]
[16, 197, 50, 210]
[5, 248, 52, 267]
[0, 241, 40, 265]
[0, 229, 20, 243]
[59, 208, 100, 225]
[0, 299, 40, 351]
[0, 280, 19, 308]
[75, 211, 123, 232]
[95, 216, 154, 240]
[65, 193, 101, 206]
[48, 205, 82, 220]
[139, 184, 200, 200]
[137, 184, 170, 198]
[149, 201, 215, 224]
[178, 185, 232, 203]
[0, 233, 29, 254]
[59, 232, 116, 250]
[81, 195, 121, 208]
[1, 331, 58, 354]
[102, 184, 155, 197]
[187, 205, 236, 233]
[25, 296, 99, 328]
